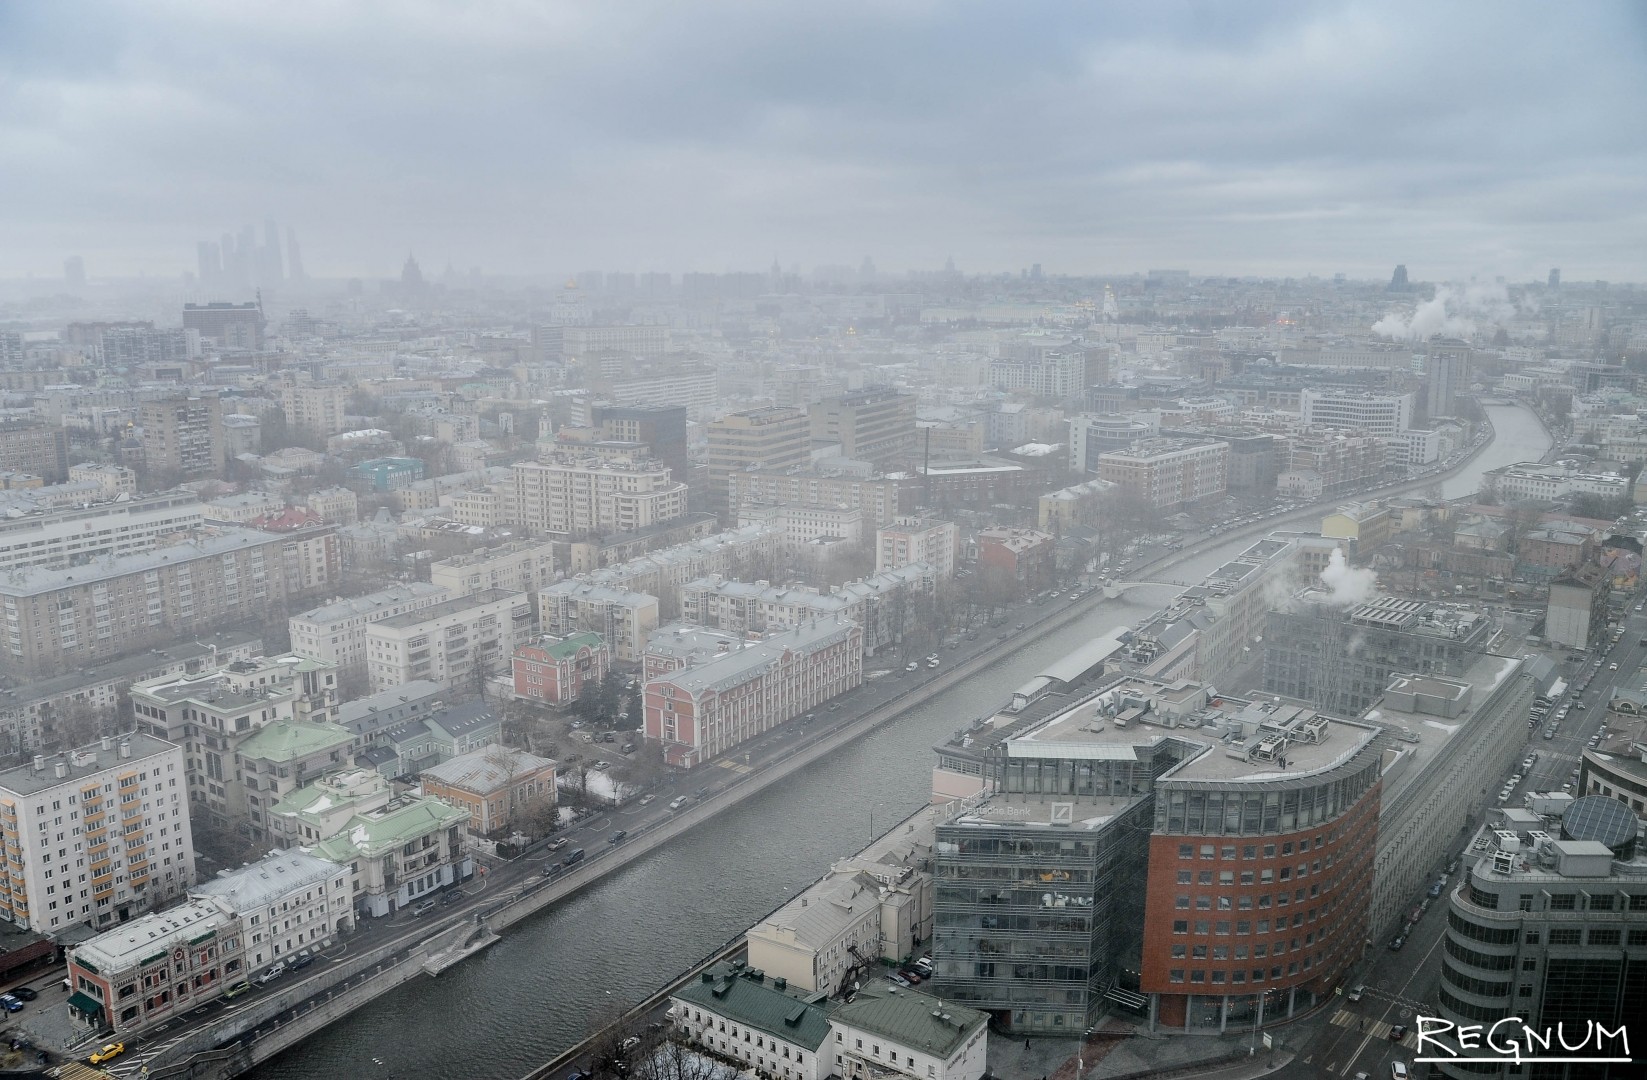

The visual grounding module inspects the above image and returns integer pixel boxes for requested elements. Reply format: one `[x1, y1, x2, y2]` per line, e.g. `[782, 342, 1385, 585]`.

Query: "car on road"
[1347, 984, 1365, 1002]
[221, 981, 252, 1001]
[905, 662, 919, 673]
[640, 793, 655, 805]
[90, 1042, 125, 1065]
[593, 760, 611, 770]
[1391, 1062, 1409, 1079]
[914, 955, 933, 976]
[1609, 662, 1619, 670]
[256, 961, 287, 985]
[565, 848, 586, 865]
[550, 837, 569, 850]
[9, 986, 36, 1001]
[609, 830, 628, 844]
[1428, 881, 1443, 898]
[1389, 935, 1405, 951]
[669, 796, 688, 810]
[412, 899, 437, 917]
[1014, 623, 1026, 631]
[290, 951, 316, 970]
[0, 994, 22, 1012]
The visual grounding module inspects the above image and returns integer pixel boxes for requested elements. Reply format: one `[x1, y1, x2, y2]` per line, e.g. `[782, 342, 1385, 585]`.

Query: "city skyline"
[2, 2, 1644, 282]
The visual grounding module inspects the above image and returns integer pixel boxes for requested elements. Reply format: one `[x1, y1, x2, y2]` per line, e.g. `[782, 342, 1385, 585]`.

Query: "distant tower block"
[1548, 268, 1561, 289]
[1387, 264, 1409, 292]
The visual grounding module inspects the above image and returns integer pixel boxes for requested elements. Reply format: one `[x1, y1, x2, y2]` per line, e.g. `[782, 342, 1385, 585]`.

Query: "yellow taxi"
[89, 1041, 126, 1065]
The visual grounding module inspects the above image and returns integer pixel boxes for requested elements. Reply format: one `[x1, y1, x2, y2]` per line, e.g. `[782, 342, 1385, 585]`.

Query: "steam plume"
[1320, 547, 1377, 607]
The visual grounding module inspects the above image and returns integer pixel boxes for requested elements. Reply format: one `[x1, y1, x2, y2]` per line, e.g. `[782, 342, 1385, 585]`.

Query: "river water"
[250, 402, 1549, 1080]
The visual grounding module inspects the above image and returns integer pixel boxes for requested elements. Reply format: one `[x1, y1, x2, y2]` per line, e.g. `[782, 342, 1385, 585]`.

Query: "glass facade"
[932, 800, 1151, 1034]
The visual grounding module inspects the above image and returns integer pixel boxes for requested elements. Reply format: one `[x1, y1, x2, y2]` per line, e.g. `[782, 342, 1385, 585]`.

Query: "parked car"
[9, 986, 36, 1001]
[905, 662, 919, 672]
[256, 961, 287, 985]
[412, 899, 437, 917]
[550, 837, 569, 850]
[621, 743, 636, 754]
[565, 848, 586, 865]
[640, 793, 655, 805]
[0, 995, 22, 1013]
[1388, 935, 1405, 951]
[1391, 1061, 1409, 1079]
[669, 796, 688, 810]
[609, 830, 628, 844]
[221, 981, 252, 1001]
[290, 951, 316, 970]
[1427, 881, 1443, 898]
[887, 973, 911, 987]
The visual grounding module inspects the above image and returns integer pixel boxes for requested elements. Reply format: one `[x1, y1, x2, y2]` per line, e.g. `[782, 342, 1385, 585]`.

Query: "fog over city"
[2, 1, 1645, 280]
[2, 5, 1646, 1080]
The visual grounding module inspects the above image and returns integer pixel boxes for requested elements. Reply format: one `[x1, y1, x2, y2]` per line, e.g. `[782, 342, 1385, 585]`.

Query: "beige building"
[1096, 437, 1229, 510]
[706, 407, 811, 513]
[365, 588, 533, 692]
[278, 383, 350, 439]
[139, 394, 224, 478]
[288, 582, 452, 677]
[875, 517, 958, 577]
[809, 388, 918, 469]
[540, 580, 660, 662]
[190, 848, 353, 970]
[430, 540, 556, 598]
[511, 457, 688, 537]
[727, 470, 909, 527]
[0, 733, 194, 934]
[306, 486, 359, 525]
[0, 527, 290, 676]
[747, 805, 937, 996]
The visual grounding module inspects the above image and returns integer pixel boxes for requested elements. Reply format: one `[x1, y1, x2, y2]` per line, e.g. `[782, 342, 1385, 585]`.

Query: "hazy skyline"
[4, 1, 1645, 283]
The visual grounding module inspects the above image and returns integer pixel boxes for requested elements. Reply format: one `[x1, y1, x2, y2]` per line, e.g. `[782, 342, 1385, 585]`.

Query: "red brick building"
[512, 632, 610, 705]
[975, 527, 1056, 594]
[1138, 704, 1382, 1030]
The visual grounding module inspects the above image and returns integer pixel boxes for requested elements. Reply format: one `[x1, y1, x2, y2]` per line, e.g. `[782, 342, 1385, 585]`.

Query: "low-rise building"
[643, 619, 863, 768]
[419, 744, 558, 836]
[190, 849, 352, 970]
[310, 791, 471, 918]
[670, 962, 835, 1080]
[66, 897, 242, 1034]
[829, 987, 988, 1080]
[1096, 437, 1228, 509]
[512, 632, 610, 705]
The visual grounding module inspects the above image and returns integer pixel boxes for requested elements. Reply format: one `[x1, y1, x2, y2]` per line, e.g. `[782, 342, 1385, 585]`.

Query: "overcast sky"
[4, 1, 1645, 283]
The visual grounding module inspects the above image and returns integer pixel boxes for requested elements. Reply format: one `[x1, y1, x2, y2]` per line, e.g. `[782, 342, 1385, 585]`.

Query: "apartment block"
[288, 583, 451, 677]
[0, 419, 69, 482]
[429, 540, 556, 599]
[189, 848, 353, 971]
[0, 528, 290, 676]
[278, 383, 351, 439]
[512, 457, 688, 537]
[539, 581, 659, 662]
[139, 394, 225, 478]
[365, 588, 533, 693]
[0, 733, 194, 935]
[0, 489, 205, 572]
[181, 301, 265, 350]
[876, 517, 959, 577]
[680, 564, 934, 658]
[643, 619, 863, 767]
[131, 654, 339, 831]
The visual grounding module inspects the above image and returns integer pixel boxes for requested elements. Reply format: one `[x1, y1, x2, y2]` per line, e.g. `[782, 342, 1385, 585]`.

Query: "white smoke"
[1370, 281, 1521, 342]
[1319, 547, 1377, 608]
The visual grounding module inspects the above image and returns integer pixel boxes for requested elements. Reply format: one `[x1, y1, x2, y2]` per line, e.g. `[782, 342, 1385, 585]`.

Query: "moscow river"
[250, 402, 1549, 1080]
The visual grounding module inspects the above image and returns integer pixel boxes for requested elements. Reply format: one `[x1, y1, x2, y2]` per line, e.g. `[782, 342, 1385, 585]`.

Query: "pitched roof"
[235, 721, 354, 763]
[672, 963, 834, 1051]
[830, 984, 987, 1059]
[190, 849, 345, 913]
[419, 743, 555, 795]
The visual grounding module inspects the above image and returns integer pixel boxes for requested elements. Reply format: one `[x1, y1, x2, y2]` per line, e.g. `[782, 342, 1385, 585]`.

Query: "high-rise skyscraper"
[1387, 263, 1410, 292]
[1548, 267, 1561, 289]
[197, 240, 222, 286]
[260, 217, 284, 284]
[286, 227, 305, 283]
[63, 256, 86, 289]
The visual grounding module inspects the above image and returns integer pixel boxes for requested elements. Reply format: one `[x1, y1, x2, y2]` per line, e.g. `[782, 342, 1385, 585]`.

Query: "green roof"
[830, 985, 987, 1059]
[312, 795, 467, 861]
[537, 631, 606, 660]
[236, 721, 354, 763]
[672, 963, 834, 1052]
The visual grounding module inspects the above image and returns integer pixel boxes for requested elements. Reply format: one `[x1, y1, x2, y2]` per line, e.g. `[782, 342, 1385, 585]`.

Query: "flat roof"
[0, 527, 287, 596]
[373, 587, 523, 629]
[0, 732, 177, 797]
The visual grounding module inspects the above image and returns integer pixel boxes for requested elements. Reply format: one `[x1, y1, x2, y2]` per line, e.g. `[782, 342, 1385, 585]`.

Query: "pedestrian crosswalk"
[1329, 1007, 1416, 1049]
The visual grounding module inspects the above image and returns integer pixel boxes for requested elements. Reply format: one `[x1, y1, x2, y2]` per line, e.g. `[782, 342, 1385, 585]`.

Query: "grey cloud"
[2, 0, 1643, 279]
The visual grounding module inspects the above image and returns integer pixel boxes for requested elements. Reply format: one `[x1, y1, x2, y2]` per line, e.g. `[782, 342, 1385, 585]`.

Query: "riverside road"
[246, 403, 1549, 1080]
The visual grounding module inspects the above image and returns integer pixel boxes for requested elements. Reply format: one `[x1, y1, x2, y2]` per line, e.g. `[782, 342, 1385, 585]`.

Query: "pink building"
[512, 632, 610, 705]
